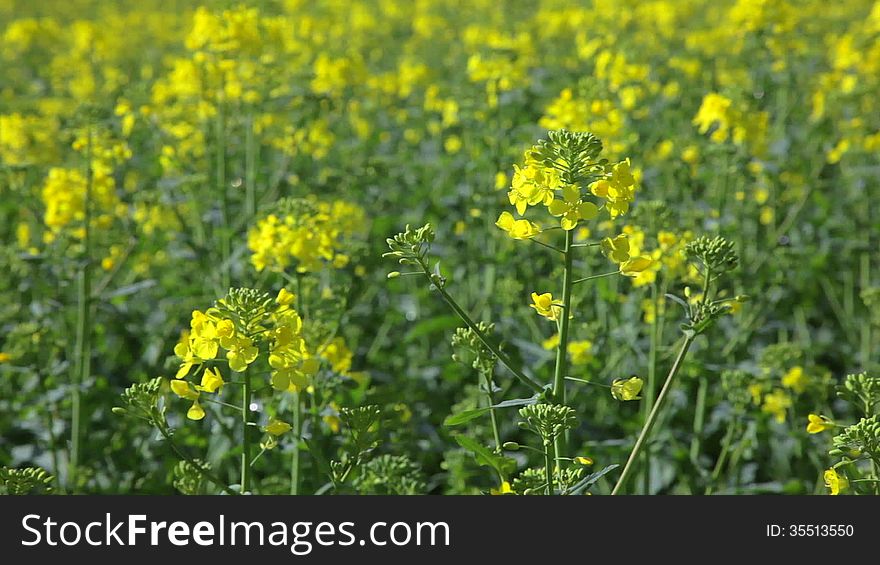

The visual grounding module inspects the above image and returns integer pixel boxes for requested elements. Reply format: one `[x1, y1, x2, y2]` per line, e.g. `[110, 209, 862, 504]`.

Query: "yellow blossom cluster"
[248, 199, 366, 274]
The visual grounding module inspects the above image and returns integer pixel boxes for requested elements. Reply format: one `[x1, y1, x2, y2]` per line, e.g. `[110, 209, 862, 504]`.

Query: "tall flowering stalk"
[385, 130, 656, 494]
[170, 288, 317, 492]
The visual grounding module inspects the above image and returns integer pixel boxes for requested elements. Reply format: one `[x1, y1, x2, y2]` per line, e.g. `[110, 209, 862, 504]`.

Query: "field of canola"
[1, 0, 879, 495]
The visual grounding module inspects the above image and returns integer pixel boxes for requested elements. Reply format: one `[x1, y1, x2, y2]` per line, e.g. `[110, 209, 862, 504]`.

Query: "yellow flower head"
[611, 376, 643, 401]
[824, 468, 848, 495]
[782, 366, 809, 394]
[490, 481, 513, 495]
[496, 211, 541, 239]
[568, 340, 593, 364]
[170, 379, 199, 401]
[620, 256, 654, 276]
[601, 234, 631, 263]
[806, 413, 834, 434]
[263, 418, 293, 436]
[761, 389, 792, 423]
[187, 401, 206, 421]
[195, 367, 225, 393]
[575, 456, 594, 466]
[547, 185, 598, 231]
[530, 292, 562, 321]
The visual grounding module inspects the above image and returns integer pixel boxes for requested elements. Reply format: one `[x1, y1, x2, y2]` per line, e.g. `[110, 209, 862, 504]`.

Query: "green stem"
[544, 441, 554, 495]
[156, 424, 237, 495]
[215, 103, 230, 291]
[418, 260, 543, 393]
[859, 252, 871, 369]
[290, 391, 301, 495]
[705, 416, 739, 495]
[70, 125, 94, 492]
[689, 376, 708, 466]
[245, 112, 257, 219]
[483, 369, 502, 451]
[552, 229, 575, 462]
[612, 335, 695, 495]
[572, 270, 619, 285]
[290, 281, 305, 495]
[240, 367, 252, 492]
[642, 282, 660, 494]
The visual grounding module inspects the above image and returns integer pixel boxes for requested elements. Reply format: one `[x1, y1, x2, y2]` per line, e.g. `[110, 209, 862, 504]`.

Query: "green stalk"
[705, 416, 739, 495]
[859, 252, 871, 369]
[417, 259, 543, 393]
[290, 391, 301, 495]
[483, 369, 502, 450]
[70, 125, 94, 492]
[245, 113, 257, 219]
[156, 422, 237, 495]
[552, 229, 575, 461]
[689, 376, 708, 470]
[612, 335, 695, 495]
[215, 103, 230, 291]
[290, 278, 305, 495]
[642, 282, 660, 494]
[544, 441, 554, 495]
[240, 367, 252, 492]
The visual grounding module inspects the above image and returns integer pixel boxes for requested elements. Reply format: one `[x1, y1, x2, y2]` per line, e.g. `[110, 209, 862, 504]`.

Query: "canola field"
[1, 0, 879, 495]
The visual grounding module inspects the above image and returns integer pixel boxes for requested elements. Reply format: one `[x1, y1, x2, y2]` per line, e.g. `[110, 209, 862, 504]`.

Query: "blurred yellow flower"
[806, 414, 834, 434]
[611, 376, 643, 401]
[530, 292, 562, 321]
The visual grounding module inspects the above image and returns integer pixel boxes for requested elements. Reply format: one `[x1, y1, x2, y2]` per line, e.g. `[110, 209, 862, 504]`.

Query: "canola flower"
[3, 0, 878, 499]
[248, 198, 366, 274]
[824, 468, 848, 495]
[171, 288, 318, 420]
[611, 377, 644, 402]
[530, 292, 563, 321]
[497, 131, 640, 240]
[806, 414, 834, 434]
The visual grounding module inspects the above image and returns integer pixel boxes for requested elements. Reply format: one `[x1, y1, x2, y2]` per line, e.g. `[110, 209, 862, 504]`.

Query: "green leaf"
[453, 435, 516, 478]
[564, 464, 619, 495]
[443, 396, 539, 427]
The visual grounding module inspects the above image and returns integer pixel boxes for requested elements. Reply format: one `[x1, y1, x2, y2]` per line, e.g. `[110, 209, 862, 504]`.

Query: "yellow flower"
[568, 340, 593, 364]
[806, 414, 834, 434]
[591, 159, 636, 218]
[547, 185, 599, 230]
[216, 319, 235, 339]
[761, 389, 792, 423]
[575, 456, 594, 466]
[187, 401, 206, 421]
[170, 379, 204, 421]
[782, 366, 809, 394]
[170, 379, 199, 400]
[601, 234, 630, 263]
[542, 334, 560, 350]
[509, 160, 559, 215]
[195, 367, 225, 393]
[490, 481, 513, 495]
[530, 292, 562, 321]
[823, 468, 848, 495]
[224, 335, 259, 372]
[494, 171, 507, 190]
[0, 352, 11, 363]
[748, 382, 764, 405]
[496, 211, 541, 240]
[263, 418, 293, 436]
[620, 256, 654, 276]
[611, 377, 643, 401]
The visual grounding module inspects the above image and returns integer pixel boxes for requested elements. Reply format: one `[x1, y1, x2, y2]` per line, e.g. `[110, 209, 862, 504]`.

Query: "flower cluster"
[171, 288, 318, 420]
[248, 198, 366, 274]
[496, 130, 639, 237]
